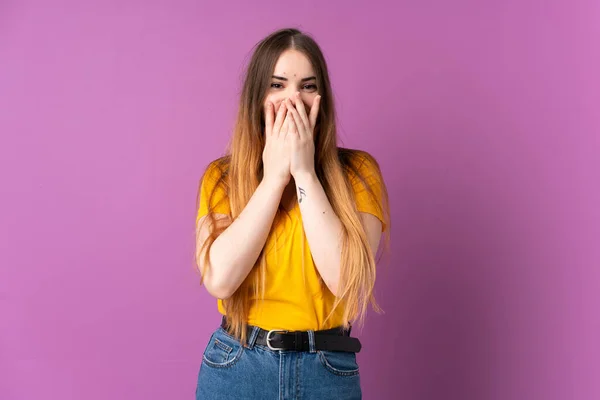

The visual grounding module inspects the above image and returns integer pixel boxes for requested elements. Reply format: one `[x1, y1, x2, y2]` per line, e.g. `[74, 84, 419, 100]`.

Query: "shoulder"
[201, 156, 230, 186]
[204, 155, 230, 176]
[338, 146, 379, 169]
[337, 147, 381, 183]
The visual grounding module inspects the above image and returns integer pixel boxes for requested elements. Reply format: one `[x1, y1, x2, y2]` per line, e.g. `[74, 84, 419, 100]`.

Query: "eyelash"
[270, 83, 317, 90]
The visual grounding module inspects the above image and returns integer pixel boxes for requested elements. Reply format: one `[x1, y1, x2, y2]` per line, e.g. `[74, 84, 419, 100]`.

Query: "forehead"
[273, 50, 315, 77]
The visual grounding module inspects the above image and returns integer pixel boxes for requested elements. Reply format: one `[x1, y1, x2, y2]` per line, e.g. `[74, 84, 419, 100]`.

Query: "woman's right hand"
[262, 100, 292, 189]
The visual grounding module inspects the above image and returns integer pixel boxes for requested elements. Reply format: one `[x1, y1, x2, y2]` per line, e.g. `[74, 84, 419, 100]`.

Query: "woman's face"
[263, 49, 320, 121]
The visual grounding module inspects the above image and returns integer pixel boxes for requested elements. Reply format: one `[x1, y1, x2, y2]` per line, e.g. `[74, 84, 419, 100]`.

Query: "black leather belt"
[220, 315, 362, 353]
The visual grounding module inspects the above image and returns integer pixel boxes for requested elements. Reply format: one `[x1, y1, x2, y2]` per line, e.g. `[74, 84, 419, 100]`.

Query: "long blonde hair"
[194, 28, 391, 346]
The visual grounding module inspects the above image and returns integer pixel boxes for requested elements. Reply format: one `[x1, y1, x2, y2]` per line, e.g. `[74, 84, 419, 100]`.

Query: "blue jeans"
[196, 323, 362, 399]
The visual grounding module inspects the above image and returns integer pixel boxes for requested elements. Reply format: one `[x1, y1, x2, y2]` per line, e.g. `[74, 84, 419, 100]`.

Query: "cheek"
[265, 93, 280, 103]
[306, 96, 319, 112]
[263, 97, 281, 113]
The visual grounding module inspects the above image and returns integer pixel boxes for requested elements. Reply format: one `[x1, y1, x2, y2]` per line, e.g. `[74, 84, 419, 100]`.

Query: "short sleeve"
[196, 161, 230, 225]
[348, 154, 387, 233]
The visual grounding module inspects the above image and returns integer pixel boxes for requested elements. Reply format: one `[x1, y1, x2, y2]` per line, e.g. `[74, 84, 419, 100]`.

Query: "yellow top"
[196, 152, 386, 331]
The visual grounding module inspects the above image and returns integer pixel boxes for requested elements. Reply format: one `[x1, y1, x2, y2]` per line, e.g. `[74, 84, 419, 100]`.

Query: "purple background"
[1, 1, 599, 399]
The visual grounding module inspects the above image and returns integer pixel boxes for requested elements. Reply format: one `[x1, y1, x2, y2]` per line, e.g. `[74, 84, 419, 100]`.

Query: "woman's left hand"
[285, 92, 321, 179]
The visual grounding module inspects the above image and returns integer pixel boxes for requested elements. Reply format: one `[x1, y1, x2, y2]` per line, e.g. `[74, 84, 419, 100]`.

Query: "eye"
[270, 83, 318, 90]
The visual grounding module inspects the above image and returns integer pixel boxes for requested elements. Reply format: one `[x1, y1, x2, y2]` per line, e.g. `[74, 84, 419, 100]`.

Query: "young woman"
[194, 27, 391, 399]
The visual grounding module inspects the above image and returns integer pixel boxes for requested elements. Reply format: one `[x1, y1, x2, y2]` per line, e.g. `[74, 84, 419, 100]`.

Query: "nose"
[275, 92, 305, 110]
[277, 94, 294, 108]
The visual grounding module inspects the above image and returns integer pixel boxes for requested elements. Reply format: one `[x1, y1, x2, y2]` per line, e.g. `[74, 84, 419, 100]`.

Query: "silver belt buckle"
[266, 329, 288, 350]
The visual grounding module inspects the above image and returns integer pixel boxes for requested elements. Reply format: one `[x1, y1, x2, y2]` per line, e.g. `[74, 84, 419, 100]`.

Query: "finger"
[286, 98, 303, 140]
[288, 105, 297, 136]
[264, 102, 274, 137]
[309, 95, 321, 130]
[281, 108, 290, 136]
[292, 92, 310, 131]
[273, 101, 287, 138]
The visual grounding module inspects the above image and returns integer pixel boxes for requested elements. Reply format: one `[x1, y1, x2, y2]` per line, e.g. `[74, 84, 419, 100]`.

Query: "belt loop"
[245, 325, 260, 349]
[307, 330, 316, 353]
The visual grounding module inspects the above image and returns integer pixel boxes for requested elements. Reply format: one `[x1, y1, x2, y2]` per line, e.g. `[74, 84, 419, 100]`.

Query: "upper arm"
[195, 213, 232, 299]
[359, 212, 382, 256]
[196, 161, 231, 225]
[195, 160, 232, 298]
[195, 213, 232, 266]
[348, 151, 387, 233]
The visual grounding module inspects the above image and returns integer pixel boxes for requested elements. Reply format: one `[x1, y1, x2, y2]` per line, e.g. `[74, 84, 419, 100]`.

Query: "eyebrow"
[272, 75, 316, 82]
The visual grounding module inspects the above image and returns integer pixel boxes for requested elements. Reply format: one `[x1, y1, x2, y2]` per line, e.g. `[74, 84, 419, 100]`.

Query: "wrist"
[262, 176, 288, 192]
[292, 170, 317, 185]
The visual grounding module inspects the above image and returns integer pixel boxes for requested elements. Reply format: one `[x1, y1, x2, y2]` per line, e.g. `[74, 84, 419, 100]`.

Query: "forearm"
[207, 178, 285, 298]
[294, 172, 344, 297]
